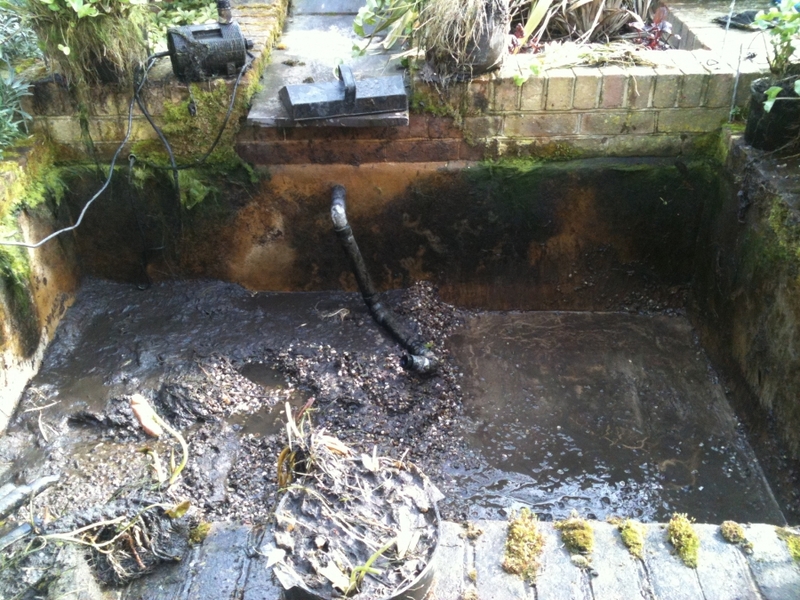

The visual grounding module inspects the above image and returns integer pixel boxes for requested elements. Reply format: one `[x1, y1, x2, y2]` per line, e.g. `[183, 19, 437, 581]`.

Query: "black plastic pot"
[745, 76, 800, 151]
[272, 464, 443, 600]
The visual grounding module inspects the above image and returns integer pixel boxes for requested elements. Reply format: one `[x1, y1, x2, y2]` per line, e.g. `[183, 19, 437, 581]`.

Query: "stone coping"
[111, 520, 800, 600]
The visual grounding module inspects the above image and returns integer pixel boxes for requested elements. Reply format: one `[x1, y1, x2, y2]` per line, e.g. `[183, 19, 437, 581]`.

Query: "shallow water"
[0, 279, 786, 526]
[445, 312, 785, 523]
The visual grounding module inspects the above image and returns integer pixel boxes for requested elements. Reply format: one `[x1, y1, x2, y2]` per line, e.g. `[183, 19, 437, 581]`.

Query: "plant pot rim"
[272, 463, 443, 600]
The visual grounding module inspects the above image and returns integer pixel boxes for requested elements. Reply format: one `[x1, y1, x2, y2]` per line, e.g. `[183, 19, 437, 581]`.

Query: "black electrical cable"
[0, 48, 250, 249]
[0, 52, 167, 249]
[130, 52, 253, 174]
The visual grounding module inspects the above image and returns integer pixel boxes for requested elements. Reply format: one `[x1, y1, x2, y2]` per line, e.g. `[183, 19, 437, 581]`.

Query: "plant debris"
[268, 409, 441, 599]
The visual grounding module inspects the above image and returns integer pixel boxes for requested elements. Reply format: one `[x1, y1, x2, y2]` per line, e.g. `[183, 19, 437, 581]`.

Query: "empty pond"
[1, 155, 796, 550]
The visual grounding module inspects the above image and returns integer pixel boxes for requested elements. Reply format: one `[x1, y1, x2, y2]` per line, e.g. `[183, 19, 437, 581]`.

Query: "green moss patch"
[776, 527, 800, 562]
[189, 521, 211, 545]
[720, 521, 746, 544]
[554, 513, 594, 555]
[667, 513, 699, 568]
[720, 520, 754, 553]
[502, 507, 544, 582]
[611, 517, 645, 559]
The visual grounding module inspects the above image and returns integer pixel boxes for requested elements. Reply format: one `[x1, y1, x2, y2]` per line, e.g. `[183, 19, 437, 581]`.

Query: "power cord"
[0, 50, 252, 249]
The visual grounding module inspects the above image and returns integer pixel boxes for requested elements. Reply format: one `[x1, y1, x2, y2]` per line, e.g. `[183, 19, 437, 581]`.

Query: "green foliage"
[763, 79, 800, 113]
[146, 0, 215, 52]
[520, 0, 656, 45]
[2, 0, 148, 89]
[0, 63, 31, 159]
[756, 0, 800, 77]
[0, 3, 41, 63]
[177, 169, 212, 209]
[353, 0, 424, 54]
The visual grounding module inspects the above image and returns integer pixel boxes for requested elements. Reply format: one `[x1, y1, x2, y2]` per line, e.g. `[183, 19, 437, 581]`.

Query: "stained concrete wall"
[56, 158, 713, 312]
[692, 141, 800, 461]
[0, 159, 80, 431]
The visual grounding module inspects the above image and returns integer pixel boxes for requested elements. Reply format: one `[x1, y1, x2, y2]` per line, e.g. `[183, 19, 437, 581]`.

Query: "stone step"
[115, 520, 800, 600]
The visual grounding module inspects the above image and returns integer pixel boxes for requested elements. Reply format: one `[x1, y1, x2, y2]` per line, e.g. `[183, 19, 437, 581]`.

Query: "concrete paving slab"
[185, 523, 250, 599]
[431, 521, 469, 600]
[591, 522, 652, 600]
[243, 527, 282, 600]
[535, 522, 592, 600]
[694, 524, 760, 600]
[745, 524, 800, 600]
[474, 520, 531, 599]
[293, 0, 365, 15]
[122, 546, 200, 600]
[642, 523, 704, 600]
[248, 15, 408, 127]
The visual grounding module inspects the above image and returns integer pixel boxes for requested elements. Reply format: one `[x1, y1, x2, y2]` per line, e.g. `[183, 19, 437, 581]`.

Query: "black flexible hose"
[331, 185, 438, 373]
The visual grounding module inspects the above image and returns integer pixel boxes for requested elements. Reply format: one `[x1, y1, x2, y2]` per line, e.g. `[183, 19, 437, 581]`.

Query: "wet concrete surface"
[0, 278, 786, 533]
[445, 312, 785, 524]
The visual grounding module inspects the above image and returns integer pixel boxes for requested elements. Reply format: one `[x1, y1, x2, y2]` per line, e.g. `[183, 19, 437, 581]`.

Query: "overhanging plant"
[1, 0, 148, 89]
[745, 0, 800, 151]
[755, 0, 800, 112]
[354, 0, 510, 79]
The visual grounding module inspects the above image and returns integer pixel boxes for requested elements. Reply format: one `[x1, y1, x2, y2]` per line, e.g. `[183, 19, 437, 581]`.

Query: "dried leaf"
[317, 562, 351, 592]
[165, 499, 191, 519]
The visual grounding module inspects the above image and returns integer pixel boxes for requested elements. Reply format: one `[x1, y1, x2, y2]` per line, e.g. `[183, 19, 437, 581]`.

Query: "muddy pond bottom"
[445, 312, 785, 524]
[2, 280, 785, 530]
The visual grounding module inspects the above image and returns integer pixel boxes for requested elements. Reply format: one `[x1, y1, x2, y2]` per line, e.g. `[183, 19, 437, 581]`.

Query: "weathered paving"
[113, 520, 800, 599]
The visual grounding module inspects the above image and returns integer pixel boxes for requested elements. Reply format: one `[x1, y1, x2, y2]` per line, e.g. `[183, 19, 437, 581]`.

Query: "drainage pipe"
[331, 185, 438, 373]
[0, 474, 60, 521]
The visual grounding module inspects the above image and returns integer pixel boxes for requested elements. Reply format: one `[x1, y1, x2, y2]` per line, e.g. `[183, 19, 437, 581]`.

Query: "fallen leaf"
[165, 500, 191, 519]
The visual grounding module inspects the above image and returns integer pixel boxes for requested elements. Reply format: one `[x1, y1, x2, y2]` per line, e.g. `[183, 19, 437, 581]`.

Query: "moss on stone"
[462, 521, 484, 540]
[554, 513, 594, 555]
[613, 518, 645, 559]
[776, 527, 800, 562]
[189, 521, 211, 545]
[768, 197, 800, 270]
[720, 521, 746, 544]
[502, 507, 544, 582]
[667, 513, 700, 568]
[0, 140, 65, 221]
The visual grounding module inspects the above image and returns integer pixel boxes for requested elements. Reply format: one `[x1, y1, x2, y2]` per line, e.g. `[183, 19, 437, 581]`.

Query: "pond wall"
[692, 143, 800, 459]
[2, 139, 800, 467]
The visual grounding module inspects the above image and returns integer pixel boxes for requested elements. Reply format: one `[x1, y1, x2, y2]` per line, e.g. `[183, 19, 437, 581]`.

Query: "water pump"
[166, 0, 252, 82]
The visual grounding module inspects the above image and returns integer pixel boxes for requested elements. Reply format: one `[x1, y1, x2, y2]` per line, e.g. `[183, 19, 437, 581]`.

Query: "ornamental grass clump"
[667, 513, 699, 568]
[6, 0, 148, 89]
[502, 507, 545, 582]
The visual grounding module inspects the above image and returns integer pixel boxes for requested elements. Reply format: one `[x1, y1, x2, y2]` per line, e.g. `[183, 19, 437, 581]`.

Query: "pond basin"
[3, 153, 799, 529]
